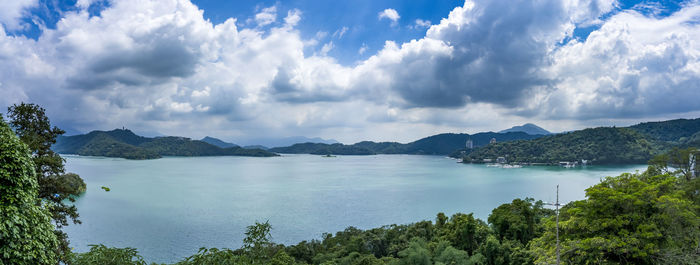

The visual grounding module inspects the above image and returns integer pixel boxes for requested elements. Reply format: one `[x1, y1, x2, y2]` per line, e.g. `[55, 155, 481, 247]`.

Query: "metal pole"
[556, 184, 560, 265]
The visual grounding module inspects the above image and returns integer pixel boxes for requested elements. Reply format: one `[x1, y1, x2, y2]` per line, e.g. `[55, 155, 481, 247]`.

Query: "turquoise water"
[62, 154, 647, 263]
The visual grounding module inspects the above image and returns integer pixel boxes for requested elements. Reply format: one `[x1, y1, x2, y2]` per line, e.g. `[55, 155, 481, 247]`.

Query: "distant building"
[490, 138, 497, 144]
[483, 159, 493, 163]
[497, 157, 506, 164]
[466, 139, 473, 149]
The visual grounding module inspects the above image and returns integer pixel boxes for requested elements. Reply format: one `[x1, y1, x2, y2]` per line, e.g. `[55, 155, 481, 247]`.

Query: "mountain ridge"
[54, 129, 278, 159]
[200, 136, 239, 148]
[499, 123, 551, 135]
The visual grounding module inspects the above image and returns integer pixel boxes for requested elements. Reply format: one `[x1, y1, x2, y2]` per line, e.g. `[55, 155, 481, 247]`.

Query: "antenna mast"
[546, 185, 561, 265]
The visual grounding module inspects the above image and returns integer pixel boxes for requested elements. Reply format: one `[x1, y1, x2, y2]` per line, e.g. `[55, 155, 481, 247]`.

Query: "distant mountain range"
[200, 136, 239, 148]
[465, 118, 700, 164]
[54, 118, 700, 163]
[54, 129, 277, 159]
[238, 136, 339, 148]
[499, 123, 551, 135]
[269, 131, 544, 155]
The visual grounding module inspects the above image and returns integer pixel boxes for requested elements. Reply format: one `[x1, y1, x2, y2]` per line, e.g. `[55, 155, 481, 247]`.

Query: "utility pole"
[546, 185, 561, 265]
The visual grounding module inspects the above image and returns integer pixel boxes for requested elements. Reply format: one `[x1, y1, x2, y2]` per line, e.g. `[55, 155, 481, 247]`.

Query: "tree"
[0, 119, 59, 264]
[7, 103, 85, 261]
[488, 198, 553, 244]
[530, 171, 700, 265]
[398, 238, 431, 265]
[648, 147, 699, 181]
[70, 245, 146, 265]
[243, 221, 273, 262]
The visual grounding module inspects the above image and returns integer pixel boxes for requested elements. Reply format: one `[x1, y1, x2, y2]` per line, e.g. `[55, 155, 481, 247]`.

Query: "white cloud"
[255, 6, 277, 26]
[332, 26, 348, 39]
[414, 19, 432, 29]
[0, 0, 37, 31]
[0, 0, 699, 143]
[358, 43, 368, 55]
[320, 41, 334, 56]
[378, 8, 400, 25]
[76, 0, 96, 9]
[529, 5, 700, 119]
[284, 9, 301, 26]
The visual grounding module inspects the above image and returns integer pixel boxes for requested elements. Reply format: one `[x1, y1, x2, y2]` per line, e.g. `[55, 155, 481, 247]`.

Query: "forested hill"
[465, 127, 661, 164]
[464, 118, 700, 165]
[269, 132, 543, 155]
[54, 129, 278, 159]
[629, 118, 700, 144]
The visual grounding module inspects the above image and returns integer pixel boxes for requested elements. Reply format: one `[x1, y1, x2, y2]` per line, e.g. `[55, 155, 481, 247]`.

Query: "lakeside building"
[497, 157, 506, 164]
[490, 138, 497, 144]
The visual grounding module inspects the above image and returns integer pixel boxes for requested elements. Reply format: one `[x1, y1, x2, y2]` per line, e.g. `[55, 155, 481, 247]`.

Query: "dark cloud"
[382, 0, 568, 108]
[67, 37, 200, 90]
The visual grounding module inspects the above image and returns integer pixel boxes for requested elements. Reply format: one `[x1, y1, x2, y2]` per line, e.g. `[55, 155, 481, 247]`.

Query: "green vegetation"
[629, 118, 700, 144]
[0, 119, 59, 265]
[465, 127, 662, 164]
[68, 159, 700, 264]
[270, 132, 543, 156]
[54, 129, 279, 160]
[6, 103, 86, 262]
[464, 118, 700, 165]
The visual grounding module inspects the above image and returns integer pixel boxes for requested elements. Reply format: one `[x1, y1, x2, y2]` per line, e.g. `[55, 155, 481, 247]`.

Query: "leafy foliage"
[7, 103, 85, 261]
[0, 119, 59, 265]
[70, 244, 147, 265]
[529, 170, 700, 265]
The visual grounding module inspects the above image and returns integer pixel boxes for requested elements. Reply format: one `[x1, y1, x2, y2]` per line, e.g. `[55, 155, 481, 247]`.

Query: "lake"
[62, 154, 647, 263]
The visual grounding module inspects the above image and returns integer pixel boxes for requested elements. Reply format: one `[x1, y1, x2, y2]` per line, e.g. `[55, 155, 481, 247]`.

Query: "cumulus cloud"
[0, 0, 699, 143]
[528, 5, 700, 119]
[378, 8, 400, 25]
[0, 0, 37, 31]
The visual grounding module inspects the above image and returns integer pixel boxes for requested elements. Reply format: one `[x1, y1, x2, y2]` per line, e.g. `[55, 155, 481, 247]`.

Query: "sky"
[1, 0, 699, 145]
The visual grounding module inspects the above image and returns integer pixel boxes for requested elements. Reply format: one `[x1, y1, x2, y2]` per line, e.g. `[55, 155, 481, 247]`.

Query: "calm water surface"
[62, 154, 647, 263]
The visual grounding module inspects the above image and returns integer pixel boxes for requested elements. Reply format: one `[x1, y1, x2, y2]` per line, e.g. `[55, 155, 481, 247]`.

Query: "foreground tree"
[7, 103, 86, 261]
[0, 119, 59, 264]
[530, 170, 700, 265]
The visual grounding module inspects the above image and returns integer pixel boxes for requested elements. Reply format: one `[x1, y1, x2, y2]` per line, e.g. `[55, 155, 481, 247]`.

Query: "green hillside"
[629, 118, 700, 143]
[464, 118, 700, 165]
[465, 127, 660, 164]
[54, 129, 278, 159]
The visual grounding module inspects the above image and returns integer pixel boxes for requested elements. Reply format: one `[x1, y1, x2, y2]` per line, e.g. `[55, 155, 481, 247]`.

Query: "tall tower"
[466, 139, 473, 149]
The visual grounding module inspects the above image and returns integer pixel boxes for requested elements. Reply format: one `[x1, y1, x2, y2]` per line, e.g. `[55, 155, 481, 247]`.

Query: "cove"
[62, 154, 647, 263]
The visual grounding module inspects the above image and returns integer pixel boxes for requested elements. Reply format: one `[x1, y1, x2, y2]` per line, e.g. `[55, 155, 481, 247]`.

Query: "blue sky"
[1, 0, 699, 144]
